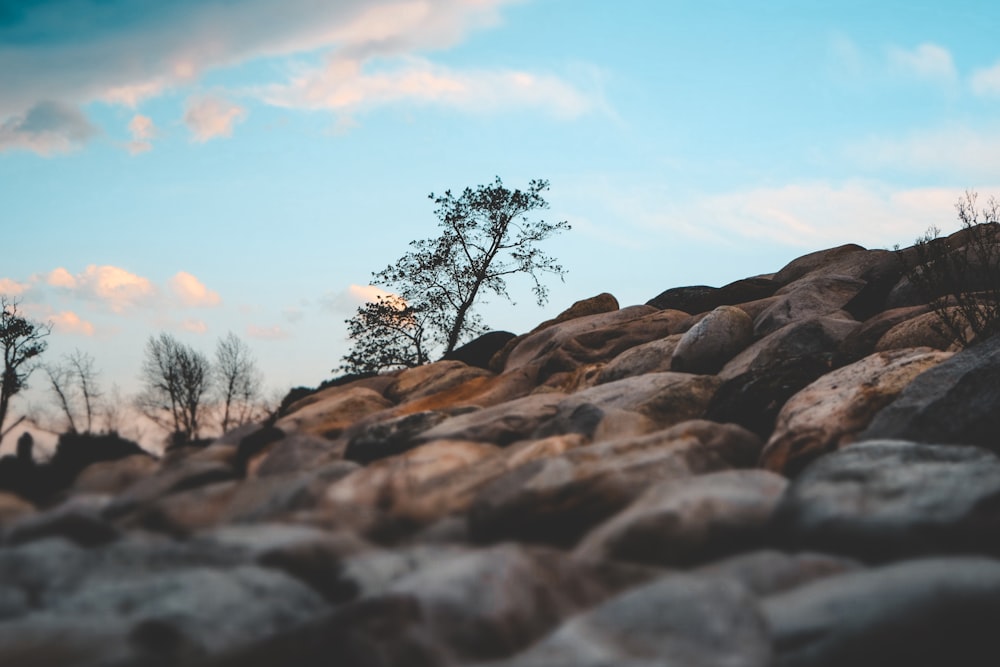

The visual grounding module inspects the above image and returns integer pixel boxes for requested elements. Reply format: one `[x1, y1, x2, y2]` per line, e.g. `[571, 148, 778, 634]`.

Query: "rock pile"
[3, 235, 1000, 666]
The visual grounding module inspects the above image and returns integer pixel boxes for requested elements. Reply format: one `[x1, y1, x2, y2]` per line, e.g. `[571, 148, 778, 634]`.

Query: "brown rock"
[563, 372, 722, 429]
[413, 393, 565, 446]
[874, 308, 965, 352]
[70, 454, 159, 496]
[754, 275, 864, 337]
[386, 361, 494, 404]
[760, 347, 953, 475]
[671, 305, 754, 374]
[274, 387, 393, 439]
[280, 374, 398, 415]
[0, 491, 34, 525]
[646, 276, 779, 314]
[839, 305, 931, 362]
[772, 243, 867, 285]
[596, 334, 682, 383]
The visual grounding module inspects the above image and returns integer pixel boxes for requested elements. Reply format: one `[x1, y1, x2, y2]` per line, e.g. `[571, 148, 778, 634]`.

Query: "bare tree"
[101, 383, 126, 435]
[43, 349, 101, 435]
[137, 333, 211, 443]
[214, 332, 262, 433]
[1, 297, 50, 443]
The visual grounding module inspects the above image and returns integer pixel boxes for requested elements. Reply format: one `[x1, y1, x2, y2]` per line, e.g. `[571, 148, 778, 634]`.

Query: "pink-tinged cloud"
[50, 311, 96, 336]
[264, 57, 593, 119]
[47, 267, 77, 288]
[180, 318, 209, 334]
[169, 271, 221, 307]
[127, 114, 156, 154]
[51, 264, 157, 312]
[0, 277, 30, 296]
[183, 96, 246, 142]
[348, 284, 399, 304]
[247, 324, 291, 340]
[0, 101, 98, 155]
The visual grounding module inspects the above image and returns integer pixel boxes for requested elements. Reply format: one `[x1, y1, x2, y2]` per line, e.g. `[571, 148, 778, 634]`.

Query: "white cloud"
[50, 311, 96, 336]
[846, 126, 1000, 181]
[0, 101, 98, 155]
[183, 96, 247, 142]
[49, 264, 157, 313]
[247, 324, 291, 340]
[887, 43, 957, 84]
[169, 271, 222, 307]
[971, 61, 1000, 96]
[0, 277, 30, 296]
[127, 114, 156, 154]
[180, 318, 209, 334]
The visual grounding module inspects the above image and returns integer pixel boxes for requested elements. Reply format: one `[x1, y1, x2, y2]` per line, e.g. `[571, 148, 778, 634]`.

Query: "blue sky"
[3, 0, 1000, 443]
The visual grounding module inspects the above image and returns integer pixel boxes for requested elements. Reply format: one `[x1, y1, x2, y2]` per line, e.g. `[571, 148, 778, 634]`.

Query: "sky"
[3, 0, 1000, 448]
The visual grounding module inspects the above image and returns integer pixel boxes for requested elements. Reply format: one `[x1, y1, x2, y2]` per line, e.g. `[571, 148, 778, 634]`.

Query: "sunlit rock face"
[6, 240, 1000, 667]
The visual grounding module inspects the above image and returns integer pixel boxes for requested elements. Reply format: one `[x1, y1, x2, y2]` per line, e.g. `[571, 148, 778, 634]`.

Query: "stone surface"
[753, 275, 865, 337]
[874, 307, 963, 351]
[441, 331, 516, 369]
[671, 305, 754, 374]
[760, 348, 953, 475]
[562, 372, 721, 429]
[861, 333, 1000, 449]
[480, 573, 771, 667]
[275, 386, 394, 439]
[576, 469, 788, 567]
[693, 549, 863, 596]
[386, 361, 494, 404]
[467, 421, 762, 546]
[771, 440, 1000, 561]
[343, 410, 451, 464]
[772, 243, 867, 285]
[837, 305, 930, 362]
[413, 394, 565, 446]
[646, 276, 778, 314]
[720, 316, 859, 381]
[69, 453, 160, 496]
[764, 557, 1000, 667]
[596, 334, 682, 383]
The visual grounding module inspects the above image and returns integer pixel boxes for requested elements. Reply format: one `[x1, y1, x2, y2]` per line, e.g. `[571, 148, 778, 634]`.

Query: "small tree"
[137, 333, 211, 443]
[214, 332, 263, 433]
[341, 177, 570, 374]
[43, 349, 101, 435]
[0, 297, 50, 443]
[897, 190, 1000, 348]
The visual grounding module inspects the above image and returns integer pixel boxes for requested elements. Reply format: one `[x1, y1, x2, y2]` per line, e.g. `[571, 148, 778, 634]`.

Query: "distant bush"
[897, 191, 1000, 348]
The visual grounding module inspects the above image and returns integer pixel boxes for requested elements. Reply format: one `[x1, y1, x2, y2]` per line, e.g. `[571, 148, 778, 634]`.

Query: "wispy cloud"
[0, 101, 98, 155]
[48, 265, 158, 313]
[169, 271, 222, 307]
[247, 324, 291, 340]
[50, 311, 97, 336]
[183, 96, 247, 142]
[846, 126, 1000, 181]
[127, 114, 157, 154]
[0, 278, 30, 296]
[887, 43, 957, 84]
[971, 61, 1000, 96]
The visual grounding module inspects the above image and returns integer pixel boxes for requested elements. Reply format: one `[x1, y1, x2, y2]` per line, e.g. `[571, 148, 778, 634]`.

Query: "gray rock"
[861, 333, 1000, 450]
[754, 275, 864, 337]
[562, 372, 721, 429]
[671, 305, 754, 374]
[479, 573, 771, 667]
[596, 334, 682, 383]
[772, 440, 1000, 561]
[344, 410, 451, 464]
[575, 469, 787, 567]
[772, 243, 867, 285]
[646, 276, 778, 314]
[413, 394, 565, 446]
[764, 557, 1000, 667]
[720, 315, 859, 381]
[694, 550, 863, 596]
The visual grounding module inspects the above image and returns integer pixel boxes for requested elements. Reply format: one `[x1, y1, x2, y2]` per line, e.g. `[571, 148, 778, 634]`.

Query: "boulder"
[596, 334, 682, 383]
[442, 331, 516, 369]
[646, 276, 778, 313]
[764, 557, 1000, 667]
[874, 308, 963, 352]
[693, 550, 863, 596]
[0, 491, 34, 525]
[386, 361, 494, 404]
[838, 305, 930, 362]
[479, 573, 771, 667]
[70, 452, 159, 497]
[861, 333, 1000, 450]
[771, 440, 1000, 561]
[720, 316, 859, 381]
[343, 410, 452, 464]
[4, 495, 119, 547]
[274, 387, 394, 439]
[760, 347, 953, 475]
[467, 421, 762, 547]
[753, 275, 865, 337]
[250, 433, 343, 477]
[104, 458, 237, 520]
[771, 243, 867, 285]
[413, 394, 565, 446]
[671, 305, 754, 374]
[562, 372, 721, 429]
[575, 469, 788, 567]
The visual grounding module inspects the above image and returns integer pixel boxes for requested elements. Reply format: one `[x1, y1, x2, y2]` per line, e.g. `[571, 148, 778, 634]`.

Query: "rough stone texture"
[69, 454, 160, 496]
[772, 243, 867, 285]
[393, 364, 541, 413]
[596, 334, 682, 383]
[386, 361, 494, 404]
[753, 275, 865, 337]
[721, 315, 859, 382]
[646, 276, 778, 314]
[874, 308, 963, 352]
[760, 348, 953, 475]
[479, 573, 771, 667]
[671, 305, 754, 374]
[467, 421, 762, 547]
[838, 305, 930, 362]
[861, 333, 1000, 449]
[771, 440, 1000, 561]
[562, 372, 721, 429]
[343, 411, 451, 464]
[274, 387, 394, 439]
[575, 469, 788, 567]
[250, 433, 342, 477]
[764, 557, 1000, 667]
[414, 394, 565, 446]
[104, 458, 237, 521]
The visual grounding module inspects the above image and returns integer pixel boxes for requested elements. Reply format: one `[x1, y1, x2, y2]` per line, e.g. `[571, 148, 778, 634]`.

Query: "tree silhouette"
[341, 177, 570, 374]
[0, 296, 50, 444]
[136, 333, 211, 443]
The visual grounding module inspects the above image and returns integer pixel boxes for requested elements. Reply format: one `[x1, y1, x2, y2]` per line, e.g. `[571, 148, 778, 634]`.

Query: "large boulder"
[760, 347, 953, 475]
[596, 334, 682, 383]
[385, 361, 494, 404]
[771, 243, 867, 285]
[771, 440, 1000, 561]
[764, 557, 1000, 667]
[861, 333, 1000, 450]
[753, 275, 865, 337]
[720, 316, 859, 381]
[693, 550, 862, 597]
[442, 331, 516, 369]
[646, 276, 778, 314]
[671, 305, 754, 374]
[274, 387, 394, 439]
[838, 305, 930, 362]
[575, 469, 788, 567]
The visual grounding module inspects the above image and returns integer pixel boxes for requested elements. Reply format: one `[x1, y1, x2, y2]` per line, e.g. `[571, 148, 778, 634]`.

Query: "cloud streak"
[0, 101, 98, 155]
[169, 271, 222, 307]
[183, 96, 246, 142]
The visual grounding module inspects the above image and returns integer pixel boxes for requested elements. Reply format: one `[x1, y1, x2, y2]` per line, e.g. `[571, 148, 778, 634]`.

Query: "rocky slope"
[3, 233, 1000, 666]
